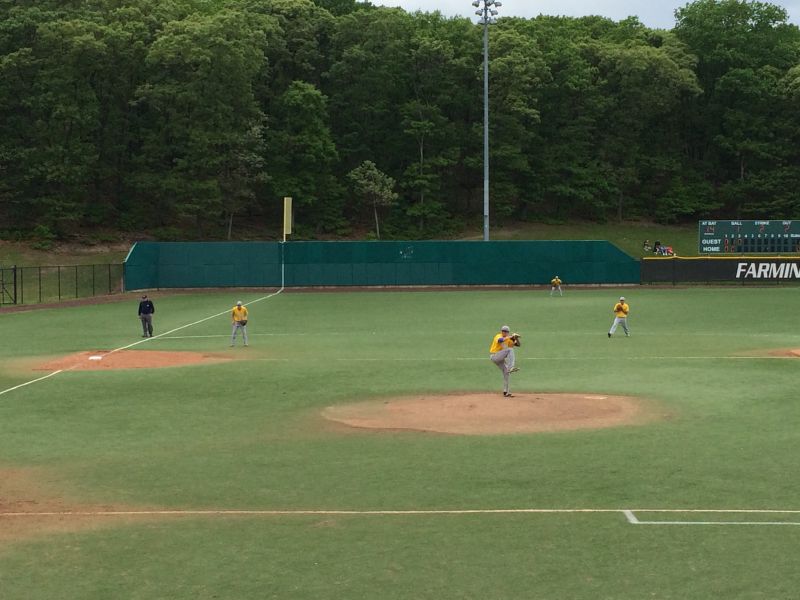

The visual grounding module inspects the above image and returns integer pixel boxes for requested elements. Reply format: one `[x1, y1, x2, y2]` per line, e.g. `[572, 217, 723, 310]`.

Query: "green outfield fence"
[123, 240, 640, 290]
[0, 264, 124, 306]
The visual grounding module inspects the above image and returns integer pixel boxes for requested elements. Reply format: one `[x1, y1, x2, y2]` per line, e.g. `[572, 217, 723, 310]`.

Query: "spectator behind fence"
[653, 241, 674, 256]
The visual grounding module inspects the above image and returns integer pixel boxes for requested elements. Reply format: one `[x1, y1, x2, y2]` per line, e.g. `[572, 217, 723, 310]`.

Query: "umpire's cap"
[501, 325, 510, 332]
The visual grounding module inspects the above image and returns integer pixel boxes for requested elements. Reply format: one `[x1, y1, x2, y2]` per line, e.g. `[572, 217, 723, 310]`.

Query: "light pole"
[472, 0, 501, 241]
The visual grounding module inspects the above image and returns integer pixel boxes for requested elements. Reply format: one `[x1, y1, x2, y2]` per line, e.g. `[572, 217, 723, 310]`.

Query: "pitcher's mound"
[322, 393, 650, 435]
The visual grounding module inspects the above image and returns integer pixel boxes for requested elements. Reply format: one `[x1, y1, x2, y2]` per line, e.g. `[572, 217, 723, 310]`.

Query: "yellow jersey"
[613, 302, 629, 317]
[551, 277, 562, 286]
[489, 333, 514, 353]
[232, 306, 248, 322]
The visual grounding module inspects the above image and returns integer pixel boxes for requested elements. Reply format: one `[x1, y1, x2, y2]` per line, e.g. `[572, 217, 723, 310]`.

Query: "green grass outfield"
[1, 287, 800, 599]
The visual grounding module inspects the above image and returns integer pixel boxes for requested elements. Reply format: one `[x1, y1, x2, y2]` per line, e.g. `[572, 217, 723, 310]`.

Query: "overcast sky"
[373, 0, 800, 29]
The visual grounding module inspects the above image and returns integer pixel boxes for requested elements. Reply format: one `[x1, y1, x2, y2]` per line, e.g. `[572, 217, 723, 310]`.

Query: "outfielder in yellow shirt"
[231, 301, 249, 346]
[608, 296, 630, 337]
[550, 276, 563, 297]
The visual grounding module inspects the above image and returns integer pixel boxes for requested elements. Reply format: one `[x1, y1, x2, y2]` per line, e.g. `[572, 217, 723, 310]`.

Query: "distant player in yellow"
[608, 296, 630, 338]
[489, 325, 521, 397]
[550, 275, 563, 296]
[231, 300, 249, 347]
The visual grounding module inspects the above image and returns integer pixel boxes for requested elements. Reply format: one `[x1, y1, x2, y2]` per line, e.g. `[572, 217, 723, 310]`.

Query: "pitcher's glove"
[510, 332, 521, 346]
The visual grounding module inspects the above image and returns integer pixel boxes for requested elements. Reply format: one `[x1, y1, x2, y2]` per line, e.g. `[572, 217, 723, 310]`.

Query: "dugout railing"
[0, 266, 16, 305]
[0, 263, 125, 306]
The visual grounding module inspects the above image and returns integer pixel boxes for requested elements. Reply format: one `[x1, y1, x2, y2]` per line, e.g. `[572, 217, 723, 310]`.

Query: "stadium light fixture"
[473, 0, 500, 240]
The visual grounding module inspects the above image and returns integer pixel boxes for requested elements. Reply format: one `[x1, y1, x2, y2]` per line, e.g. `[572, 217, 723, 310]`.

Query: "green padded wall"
[124, 241, 639, 290]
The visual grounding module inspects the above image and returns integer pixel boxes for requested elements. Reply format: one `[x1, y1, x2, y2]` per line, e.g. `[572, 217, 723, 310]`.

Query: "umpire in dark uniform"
[138, 294, 155, 337]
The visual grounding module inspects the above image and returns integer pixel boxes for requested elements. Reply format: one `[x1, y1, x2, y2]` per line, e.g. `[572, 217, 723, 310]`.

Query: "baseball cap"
[619, 296, 625, 301]
[236, 300, 243, 306]
[501, 325, 510, 332]
[141, 294, 147, 299]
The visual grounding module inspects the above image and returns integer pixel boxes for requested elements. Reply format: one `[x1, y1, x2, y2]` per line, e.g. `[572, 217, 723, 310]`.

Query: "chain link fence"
[0, 264, 124, 306]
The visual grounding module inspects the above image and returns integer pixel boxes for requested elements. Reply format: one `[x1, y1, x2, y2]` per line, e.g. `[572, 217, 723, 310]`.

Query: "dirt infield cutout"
[322, 392, 653, 435]
[770, 348, 800, 358]
[34, 350, 231, 371]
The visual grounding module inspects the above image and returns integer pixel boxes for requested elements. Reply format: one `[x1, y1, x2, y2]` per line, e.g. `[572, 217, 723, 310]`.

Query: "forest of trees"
[1, 0, 799, 240]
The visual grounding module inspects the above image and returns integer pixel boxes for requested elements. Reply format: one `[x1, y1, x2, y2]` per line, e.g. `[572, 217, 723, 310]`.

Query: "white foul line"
[0, 508, 623, 517]
[625, 509, 800, 526]
[0, 369, 64, 397]
[0, 508, 622, 518]
[1, 508, 800, 527]
[105, 289, 283, 356]
[631, 520, 800, 526]
[322, 356, 797, 362]
[629, 509, 800, 513]
[157, 333, 304, 340]
[0, 289, 284, 397]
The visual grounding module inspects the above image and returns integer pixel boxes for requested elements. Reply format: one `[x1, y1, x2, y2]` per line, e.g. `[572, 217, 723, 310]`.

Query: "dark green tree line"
[1, 0, 799, 240]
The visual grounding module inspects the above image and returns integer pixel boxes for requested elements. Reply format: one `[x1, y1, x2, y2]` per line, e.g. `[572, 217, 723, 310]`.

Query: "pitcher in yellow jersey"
[489, 325, 521, 397]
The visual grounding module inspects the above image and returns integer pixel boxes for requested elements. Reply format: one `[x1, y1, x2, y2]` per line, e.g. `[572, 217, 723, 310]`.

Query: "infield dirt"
[323, 392, 659, 435]
[34, 350, 231, 371]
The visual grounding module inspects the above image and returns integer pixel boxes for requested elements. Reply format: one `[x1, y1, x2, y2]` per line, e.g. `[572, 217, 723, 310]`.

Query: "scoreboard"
[698, 220, 800, 254]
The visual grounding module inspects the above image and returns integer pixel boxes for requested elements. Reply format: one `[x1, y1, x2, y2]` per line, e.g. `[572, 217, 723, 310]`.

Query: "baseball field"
[1, 285, 799, 598]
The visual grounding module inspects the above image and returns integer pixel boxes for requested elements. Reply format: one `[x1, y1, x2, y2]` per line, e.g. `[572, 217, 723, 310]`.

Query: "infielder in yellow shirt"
[231, 300, 249, 347]
[489, 325, 521, 397]
[608, 296, 630, 337]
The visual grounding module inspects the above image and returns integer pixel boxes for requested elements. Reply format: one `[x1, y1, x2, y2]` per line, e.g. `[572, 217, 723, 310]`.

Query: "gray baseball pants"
[231, 323, 248, 346]
[490, 348, 515, 394]
[609, 317, 629, 336]
[140, 314, 153, 337]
